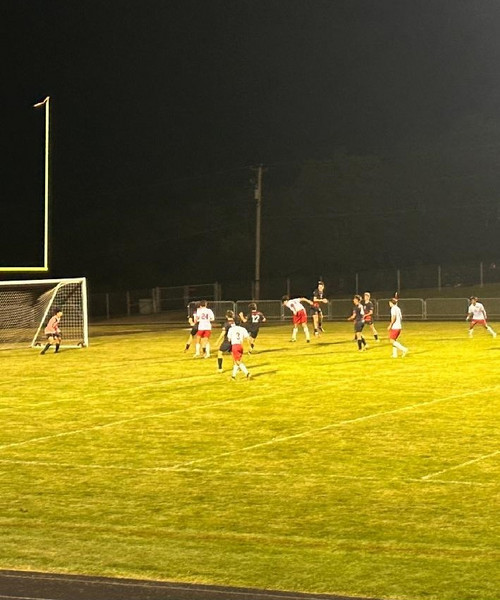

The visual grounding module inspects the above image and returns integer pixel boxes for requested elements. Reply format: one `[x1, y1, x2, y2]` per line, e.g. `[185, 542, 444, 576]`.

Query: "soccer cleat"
[402, 349, 408, 357]
[231, 376, 236, 381]
[246, 373, 252, 379]
[217, 368, 223, 373]
[204, 354, 210, 359]
[493, 332, 497, 338]
[306, 339, 310, 343]
[290, 339, 296, 342]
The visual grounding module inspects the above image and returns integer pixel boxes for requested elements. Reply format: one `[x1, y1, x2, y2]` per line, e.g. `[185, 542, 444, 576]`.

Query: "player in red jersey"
[194, 300, 215, 358]
[40, 308, 63, 355]
[282, 295, 313, 342]
[227, 323, 252, 380]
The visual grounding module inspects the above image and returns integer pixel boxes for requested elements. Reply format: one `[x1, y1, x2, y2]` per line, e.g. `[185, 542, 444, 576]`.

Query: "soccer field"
[0, 321, 498, 600]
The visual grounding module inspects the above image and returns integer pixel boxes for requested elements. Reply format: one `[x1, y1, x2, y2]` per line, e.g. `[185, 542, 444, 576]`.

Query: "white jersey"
[390, 305, 403, 329]
[285, 298, 305, 314]
[227, 324, 249, 345]
[194, 306, 215, 331]
[468, 302, 486, 321]
[469, 302, 486, 321]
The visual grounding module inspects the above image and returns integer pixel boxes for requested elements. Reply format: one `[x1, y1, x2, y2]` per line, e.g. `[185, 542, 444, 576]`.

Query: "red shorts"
[196, 329, 211, 338]
[231, 344, 243, 361]
[470, 320, 486, 327]
[389, 328, 401, 340]
[293, 309, 307, 325]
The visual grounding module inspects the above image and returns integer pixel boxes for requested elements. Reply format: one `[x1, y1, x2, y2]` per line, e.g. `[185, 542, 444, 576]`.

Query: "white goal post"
[0, 277, 89, 349]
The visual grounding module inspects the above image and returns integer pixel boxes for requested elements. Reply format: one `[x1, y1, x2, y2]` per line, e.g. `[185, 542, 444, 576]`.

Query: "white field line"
[421, 449, 500, 480]
[164, 385, 500, 472]
[0, 394, 250, 451]
[0, 458, 495, 488]
[0, 373, 221, 413]
[1, 384, 497, 472]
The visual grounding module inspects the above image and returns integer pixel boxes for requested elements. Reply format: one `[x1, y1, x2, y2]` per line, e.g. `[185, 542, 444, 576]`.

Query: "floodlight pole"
[252, 165, 264, 301]
[33, 96, 50, 271]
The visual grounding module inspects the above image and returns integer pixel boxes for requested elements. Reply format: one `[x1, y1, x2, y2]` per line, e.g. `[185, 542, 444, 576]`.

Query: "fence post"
[126, 291, 131, 317]
[396, 269, 401, 292]
[438, 265, 441, 291]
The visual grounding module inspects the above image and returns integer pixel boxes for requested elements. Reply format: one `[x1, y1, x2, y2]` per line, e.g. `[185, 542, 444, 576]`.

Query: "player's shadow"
[251, 370, 278, 378]
[255, 348, 285, 354]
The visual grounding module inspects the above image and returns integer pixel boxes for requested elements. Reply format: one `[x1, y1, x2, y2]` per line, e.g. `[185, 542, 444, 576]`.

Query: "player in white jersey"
[226, 324, 251, 380]
[466, 296, 497, 338]
[281, 295, 313, 342]
[388, 297, 408, 358]
[194, 300, 215, 357]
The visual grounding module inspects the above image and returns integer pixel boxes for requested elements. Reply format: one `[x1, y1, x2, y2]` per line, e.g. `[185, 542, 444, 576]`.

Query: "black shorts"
[247, 328, 260, 339]
[219, 340, 232, 353]
[190, 325, 199, 336]
[354, 321, 365, 333]
[310, 306, 322, 315]
[46, 333, 61, 340]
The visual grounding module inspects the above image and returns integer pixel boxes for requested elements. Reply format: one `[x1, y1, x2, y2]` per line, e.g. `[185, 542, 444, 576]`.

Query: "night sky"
[3, 0, 500, 291]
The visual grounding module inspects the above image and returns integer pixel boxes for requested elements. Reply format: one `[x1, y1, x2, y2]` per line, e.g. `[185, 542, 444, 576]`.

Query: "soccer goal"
[0, 277, 88, 350]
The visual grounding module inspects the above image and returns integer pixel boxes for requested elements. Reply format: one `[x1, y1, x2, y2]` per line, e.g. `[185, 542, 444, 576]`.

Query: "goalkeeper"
[40, 308, 63, 355]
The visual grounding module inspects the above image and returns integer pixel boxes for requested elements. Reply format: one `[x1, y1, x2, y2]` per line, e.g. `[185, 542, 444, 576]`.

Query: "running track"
[0, 570, 384, 600]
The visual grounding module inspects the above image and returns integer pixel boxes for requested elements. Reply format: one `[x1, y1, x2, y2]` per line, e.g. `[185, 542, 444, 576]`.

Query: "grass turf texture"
[0, 321, 498, 600]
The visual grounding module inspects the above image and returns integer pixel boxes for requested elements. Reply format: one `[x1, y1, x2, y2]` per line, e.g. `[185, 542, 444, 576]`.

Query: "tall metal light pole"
[33, 96, 50, 271]
[253, 164, 264, 300]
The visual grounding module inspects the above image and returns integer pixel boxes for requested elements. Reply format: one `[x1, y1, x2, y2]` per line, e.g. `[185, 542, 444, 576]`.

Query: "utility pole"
[252, 164, 264, 300]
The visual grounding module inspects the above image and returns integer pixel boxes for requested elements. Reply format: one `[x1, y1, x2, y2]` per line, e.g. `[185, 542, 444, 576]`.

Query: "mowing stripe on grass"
[0, 395, 251, 451]
[421, 449, 500, 480]
[0, 458, 495, 487]
[165, 385, 500, 471]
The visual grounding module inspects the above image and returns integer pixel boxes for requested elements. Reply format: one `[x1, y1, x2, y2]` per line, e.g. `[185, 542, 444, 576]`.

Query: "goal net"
[0, 277, 88, 350]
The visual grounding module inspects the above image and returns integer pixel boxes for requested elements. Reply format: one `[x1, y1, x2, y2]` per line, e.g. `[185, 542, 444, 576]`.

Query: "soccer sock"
[304, 327, 310, 341]
[357, 339, 363, 350]
[55, 344, 60, 353]
[361, 336, 366, 346]
[185, 343, 190, 350]
[205, 342, 210, 356]
[217, 358, 223, 369]
[251, 342, 254, 349]
[195, 342, 200, 355]
[392, 345, 398, 358]
[292, 327, 298, 340]
[41, 343, 51, 354]
[232, 364, 239, 378]
[393, 341, 406, 352]
[239, 362, 248, 375]
[487, 326, 495, 336]
[374, 334, 379, 340]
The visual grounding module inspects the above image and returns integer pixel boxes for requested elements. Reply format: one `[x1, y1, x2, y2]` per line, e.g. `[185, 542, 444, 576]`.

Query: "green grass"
[0, 321, 498, 600]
